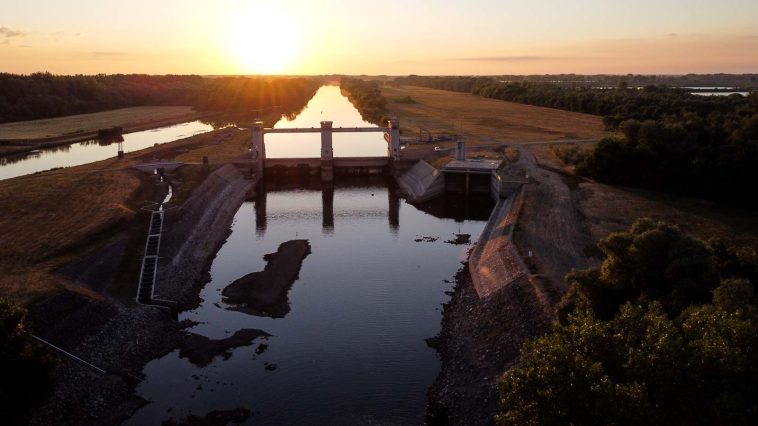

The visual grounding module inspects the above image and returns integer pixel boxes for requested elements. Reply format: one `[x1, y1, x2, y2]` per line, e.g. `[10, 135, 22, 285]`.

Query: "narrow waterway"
[265, 85, 387, 158]
[124, 85, 494, 424]
[0, 121, 213, 180]
[127, 178, 493, 425]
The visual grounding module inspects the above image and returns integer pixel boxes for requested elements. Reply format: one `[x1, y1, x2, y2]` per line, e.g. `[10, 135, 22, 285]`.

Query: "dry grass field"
[382, 85, 611, 144]
[0, 127, 252, 305]
[0, 164, 141, 302]
[0, 106, 202, 141]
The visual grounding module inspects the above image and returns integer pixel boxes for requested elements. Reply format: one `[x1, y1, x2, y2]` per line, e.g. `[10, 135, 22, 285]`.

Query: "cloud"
[665, 33, 678, 37]
[0, 26, 27, 39]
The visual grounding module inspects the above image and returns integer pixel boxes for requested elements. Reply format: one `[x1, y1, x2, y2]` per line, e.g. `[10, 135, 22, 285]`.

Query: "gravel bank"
[426, 267, 551, 425]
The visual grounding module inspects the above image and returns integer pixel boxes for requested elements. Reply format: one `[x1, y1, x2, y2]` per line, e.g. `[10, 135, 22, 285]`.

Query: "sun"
[227, 5, 301, 74]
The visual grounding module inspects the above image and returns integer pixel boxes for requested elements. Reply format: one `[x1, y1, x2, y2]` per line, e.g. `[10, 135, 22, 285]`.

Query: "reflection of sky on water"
[127, 180, 493, 426]
[0, 121, 213, 180]
[266, 85, 387, 159]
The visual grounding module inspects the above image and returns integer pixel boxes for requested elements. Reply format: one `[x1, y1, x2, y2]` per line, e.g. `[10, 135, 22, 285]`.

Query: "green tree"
[498, 220, 758, 425]
[557, 219, 718, 322]
[498, 281, 758, 425]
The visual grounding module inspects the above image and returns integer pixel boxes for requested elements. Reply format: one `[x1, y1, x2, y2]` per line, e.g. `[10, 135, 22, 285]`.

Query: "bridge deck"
[264, 157, 389, 168]
[264, 127, 386, 134]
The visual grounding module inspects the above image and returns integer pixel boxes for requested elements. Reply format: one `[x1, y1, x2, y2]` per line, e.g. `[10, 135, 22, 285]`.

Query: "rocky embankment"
[156, 164, 254, 308]
[426, 267, 551, 425]
[426, 178, 553, 425]
[31, 164, 257, 425]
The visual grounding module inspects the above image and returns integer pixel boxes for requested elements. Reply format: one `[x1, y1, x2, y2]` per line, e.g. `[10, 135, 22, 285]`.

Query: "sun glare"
[227, 5, 301, 74]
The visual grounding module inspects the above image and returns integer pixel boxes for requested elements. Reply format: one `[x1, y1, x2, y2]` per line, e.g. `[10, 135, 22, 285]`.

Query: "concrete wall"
[156, 164, 254, 305]
[397, 160, 446, 203]
[468, 185, 528, 298]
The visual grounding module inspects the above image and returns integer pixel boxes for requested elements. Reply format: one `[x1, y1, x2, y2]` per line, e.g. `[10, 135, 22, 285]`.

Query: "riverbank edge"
[0, 111, 219, 158]
[426, 182, 556, 425]
[468, 186, 529, 298]
[155, 163, 256, 309]
[29, 163, 257, 425]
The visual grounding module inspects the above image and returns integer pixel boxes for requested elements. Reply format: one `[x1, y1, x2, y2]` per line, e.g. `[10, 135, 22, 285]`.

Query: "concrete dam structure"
[248, 118, 401, 182]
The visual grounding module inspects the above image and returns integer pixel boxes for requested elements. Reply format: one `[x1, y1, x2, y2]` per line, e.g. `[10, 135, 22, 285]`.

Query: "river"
[0, 121, 214, 181]
[265, 85, 387, 158]
[0, 85, 384, 181]
[124, 86, 493, 425]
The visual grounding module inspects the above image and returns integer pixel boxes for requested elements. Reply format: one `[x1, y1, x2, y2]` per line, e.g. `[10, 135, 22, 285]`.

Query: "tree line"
[396, 75, 758, 208]
[487, 73, 758, 89]
[0, 73, 321, 123]
[497, 219, 758, 425]
[339, 78, 389, 125]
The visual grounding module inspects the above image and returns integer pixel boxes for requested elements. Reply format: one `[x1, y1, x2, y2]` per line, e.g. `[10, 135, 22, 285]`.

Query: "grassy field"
[382, 85, 610, 144]
[0, 106, 202, 141]
[0, 126, 252, 305]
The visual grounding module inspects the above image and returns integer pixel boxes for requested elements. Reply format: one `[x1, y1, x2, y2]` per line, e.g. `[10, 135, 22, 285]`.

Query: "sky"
[1, 0, 757, 75]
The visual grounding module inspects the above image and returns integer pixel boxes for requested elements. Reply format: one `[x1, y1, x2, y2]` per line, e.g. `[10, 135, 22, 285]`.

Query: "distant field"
[382, 85, 610, 144]
[0, 106, 202, 141]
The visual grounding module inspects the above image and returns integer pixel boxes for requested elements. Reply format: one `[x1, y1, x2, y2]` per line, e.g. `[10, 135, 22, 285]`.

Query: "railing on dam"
[250, 119, 401, 182]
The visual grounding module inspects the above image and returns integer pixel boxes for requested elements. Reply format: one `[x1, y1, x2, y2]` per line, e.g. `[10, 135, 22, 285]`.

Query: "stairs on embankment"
[137, 210, 163, 304]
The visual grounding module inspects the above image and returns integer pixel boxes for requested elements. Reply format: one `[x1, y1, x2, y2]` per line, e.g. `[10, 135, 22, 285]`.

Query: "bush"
[498, 220, 758, 425]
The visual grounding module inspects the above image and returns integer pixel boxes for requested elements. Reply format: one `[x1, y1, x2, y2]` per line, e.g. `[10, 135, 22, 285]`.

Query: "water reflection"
[0, 121, 214, 180]
[265, 85, 387, 158]
[253, 176, 426, 237]
[1, 84, 385, 180]
[128, 177, 494, 425]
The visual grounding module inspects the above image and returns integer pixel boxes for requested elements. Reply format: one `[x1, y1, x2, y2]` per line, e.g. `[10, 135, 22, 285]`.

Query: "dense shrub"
[498, 219, 758, 425]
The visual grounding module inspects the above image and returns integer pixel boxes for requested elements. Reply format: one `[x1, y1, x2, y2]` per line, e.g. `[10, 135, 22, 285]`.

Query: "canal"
[0, 121, 214, 180]
[125, 85, 494, 424]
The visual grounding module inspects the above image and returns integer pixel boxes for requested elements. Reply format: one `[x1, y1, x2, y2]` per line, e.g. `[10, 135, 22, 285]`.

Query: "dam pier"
[247, 118, 402, 182]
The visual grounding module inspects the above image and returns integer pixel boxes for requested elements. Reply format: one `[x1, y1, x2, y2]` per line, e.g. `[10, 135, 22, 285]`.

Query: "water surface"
[126, 179, 493, 425]
[0, 121, 213, 180]
[265, 85, 387, 159]
[1, 85, 386, 180]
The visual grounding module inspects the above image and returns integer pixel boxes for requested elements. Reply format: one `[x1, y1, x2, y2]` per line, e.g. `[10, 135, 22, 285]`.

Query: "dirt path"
[511, 145, 595, 291]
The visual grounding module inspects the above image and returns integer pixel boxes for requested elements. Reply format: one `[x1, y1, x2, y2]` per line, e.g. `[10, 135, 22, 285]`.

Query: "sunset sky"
[2, 0, 757, 75]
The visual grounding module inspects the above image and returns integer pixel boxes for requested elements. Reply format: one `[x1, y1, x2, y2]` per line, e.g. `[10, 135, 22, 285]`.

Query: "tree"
[557, 219, 719, 322]
[498, 282, 757, 426]
[498, 220, 758, 425]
